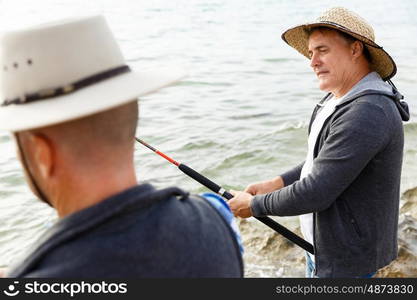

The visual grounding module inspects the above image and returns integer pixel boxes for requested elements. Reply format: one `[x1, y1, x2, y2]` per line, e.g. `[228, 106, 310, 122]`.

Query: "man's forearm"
[280, 161, 305, 186]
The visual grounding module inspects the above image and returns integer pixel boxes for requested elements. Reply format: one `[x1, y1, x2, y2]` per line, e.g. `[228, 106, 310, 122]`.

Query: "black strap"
[2, 65, 131, 106]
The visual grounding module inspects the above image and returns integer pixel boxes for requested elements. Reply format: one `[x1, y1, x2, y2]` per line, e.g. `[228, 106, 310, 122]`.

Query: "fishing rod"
[136, 138, 314, 255]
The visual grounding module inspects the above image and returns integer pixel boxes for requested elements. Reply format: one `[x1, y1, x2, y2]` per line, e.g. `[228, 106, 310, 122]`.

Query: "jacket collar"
[317, 86, 408, 122]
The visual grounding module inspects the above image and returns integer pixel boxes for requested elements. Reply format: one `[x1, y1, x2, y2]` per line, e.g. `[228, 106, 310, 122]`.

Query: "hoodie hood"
[334, 72, 410, 121]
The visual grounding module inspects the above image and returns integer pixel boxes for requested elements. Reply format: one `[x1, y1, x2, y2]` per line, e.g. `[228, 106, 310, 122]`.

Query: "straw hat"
[0, 16, 185, 132]
[281, 7, 396, 80]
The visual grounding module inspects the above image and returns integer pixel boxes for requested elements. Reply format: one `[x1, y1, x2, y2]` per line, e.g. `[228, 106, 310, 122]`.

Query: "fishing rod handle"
[178, 164, 238, 199]
[178, 163, 224, 195]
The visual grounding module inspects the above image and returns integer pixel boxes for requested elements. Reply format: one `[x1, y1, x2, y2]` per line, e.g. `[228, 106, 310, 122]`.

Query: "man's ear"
[27, 133, 54, 180]
[351, 40, 364, 60]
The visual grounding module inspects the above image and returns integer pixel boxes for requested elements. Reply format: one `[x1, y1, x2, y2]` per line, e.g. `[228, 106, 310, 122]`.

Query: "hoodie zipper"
[344, 201, 362, 238]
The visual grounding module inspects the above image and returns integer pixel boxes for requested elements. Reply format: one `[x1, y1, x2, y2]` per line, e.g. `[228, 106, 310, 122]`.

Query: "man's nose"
[310, 52, 320, 68]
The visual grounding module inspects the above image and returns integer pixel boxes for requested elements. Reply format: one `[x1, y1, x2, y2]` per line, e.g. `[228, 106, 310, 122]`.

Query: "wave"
[177, 80, 234, 87]
[276, 121, 308, 132]
[230, 112, 273, 120]
[180, 140, 220, 151]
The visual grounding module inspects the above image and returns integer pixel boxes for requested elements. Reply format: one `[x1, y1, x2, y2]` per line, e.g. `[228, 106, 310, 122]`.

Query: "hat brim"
[281, 22, 397, 80]
[0, 66, 185, 132]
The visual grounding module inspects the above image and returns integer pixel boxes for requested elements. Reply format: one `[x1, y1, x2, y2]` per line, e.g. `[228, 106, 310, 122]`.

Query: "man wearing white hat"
[229, 7, 409, 277]
[0, 16, 243, 277]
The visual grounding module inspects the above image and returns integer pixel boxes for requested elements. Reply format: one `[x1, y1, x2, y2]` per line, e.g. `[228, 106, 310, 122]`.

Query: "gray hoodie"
[251, 72, 409, 277]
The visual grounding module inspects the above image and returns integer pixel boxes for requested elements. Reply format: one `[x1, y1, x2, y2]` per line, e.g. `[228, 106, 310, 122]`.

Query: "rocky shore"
[240, 187, 417, 278]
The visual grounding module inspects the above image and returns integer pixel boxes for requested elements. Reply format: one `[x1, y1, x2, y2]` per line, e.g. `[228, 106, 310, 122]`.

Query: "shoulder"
[333, 94, 396, 127]
[156, 191, 232, 231]
[346, 92, 400, 117]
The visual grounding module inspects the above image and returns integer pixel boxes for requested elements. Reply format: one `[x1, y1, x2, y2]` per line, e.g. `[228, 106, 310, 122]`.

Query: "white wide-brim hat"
[281, 7, 396, 81]
[0, 15, 185, 132]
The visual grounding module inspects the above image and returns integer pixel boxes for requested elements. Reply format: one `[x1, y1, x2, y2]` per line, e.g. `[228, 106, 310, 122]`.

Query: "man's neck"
[333, 69, 371, 99]
[54, 165, 137, 218]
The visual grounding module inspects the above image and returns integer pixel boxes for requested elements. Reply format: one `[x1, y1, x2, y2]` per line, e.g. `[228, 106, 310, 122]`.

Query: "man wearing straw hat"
[229, 7, 409, 277]
[0, 16, 243, 278]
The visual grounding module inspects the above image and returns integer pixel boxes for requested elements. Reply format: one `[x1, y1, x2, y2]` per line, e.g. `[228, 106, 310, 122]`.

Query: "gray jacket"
[251, 72, 409, 277]
[8, 184, 243, 278]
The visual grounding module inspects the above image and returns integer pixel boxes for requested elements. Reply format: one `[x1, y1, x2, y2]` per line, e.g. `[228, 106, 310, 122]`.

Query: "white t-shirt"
[299, 95, 341, 261]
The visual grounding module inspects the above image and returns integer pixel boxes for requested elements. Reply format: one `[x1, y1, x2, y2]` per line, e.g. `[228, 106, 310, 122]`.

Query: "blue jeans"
[305, 253, 317, 278]
[305, 253, 376, 278]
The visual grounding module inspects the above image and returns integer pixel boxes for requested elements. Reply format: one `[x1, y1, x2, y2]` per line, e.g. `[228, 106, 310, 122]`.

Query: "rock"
[400, 186, 417, 219]
[238, 217, 305, 277]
